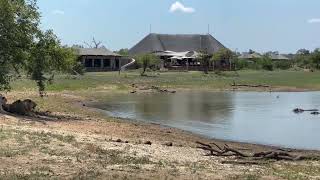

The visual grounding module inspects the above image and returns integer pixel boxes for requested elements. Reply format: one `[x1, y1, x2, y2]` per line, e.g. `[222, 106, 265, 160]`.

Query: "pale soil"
[0, 91, 319, 179]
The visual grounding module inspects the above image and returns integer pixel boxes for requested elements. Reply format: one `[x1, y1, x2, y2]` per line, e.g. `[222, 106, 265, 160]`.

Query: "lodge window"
[94, 59, 101, 67]
[103, 59, 111, 67]
[85, 59, 92, 67]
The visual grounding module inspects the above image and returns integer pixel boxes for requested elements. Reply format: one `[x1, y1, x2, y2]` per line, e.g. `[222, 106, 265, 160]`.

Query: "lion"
[0, 95, 8, 113]
[4, 99, 37, 116]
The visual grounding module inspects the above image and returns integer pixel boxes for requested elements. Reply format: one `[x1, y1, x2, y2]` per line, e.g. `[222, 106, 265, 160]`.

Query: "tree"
[84, 37, 103, 48]
[248, 49, 256, 54]
[297, 49, 310, 56]
[0, 0, 39, 91]
[211, 48, 234, 71]
[136, 54, 160, 76]
[26, 30, 77, 96]
[197, 50, 211, 74]
[294, 49, 312, 68]
[0, 0, 77, 96]
[117, 48, 129, 56]
[260, 55, 274, 71]
[310, 49, 320, 69]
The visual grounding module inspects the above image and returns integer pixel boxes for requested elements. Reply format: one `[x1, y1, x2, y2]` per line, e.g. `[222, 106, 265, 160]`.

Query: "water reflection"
[92, 91, 320, 150]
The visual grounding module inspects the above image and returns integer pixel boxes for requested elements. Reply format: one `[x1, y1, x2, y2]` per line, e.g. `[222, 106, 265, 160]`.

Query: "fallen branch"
[196, 141, 249, 157]
[196, 141, 307, 161]
[221, 160, 270, 165]
[231, 82, 270, 88]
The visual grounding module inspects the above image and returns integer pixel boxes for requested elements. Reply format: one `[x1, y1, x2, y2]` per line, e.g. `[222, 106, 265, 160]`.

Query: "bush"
[135, 54, 160, 76]
[71, 63, 85, 75]
[235, 59, 250, 70]
[259, 57, 274, 71]
[274, 61, 292, 70]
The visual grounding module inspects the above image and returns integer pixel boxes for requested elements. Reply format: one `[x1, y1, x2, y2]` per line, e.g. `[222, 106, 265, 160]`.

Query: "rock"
[144, 141, 152, 145]
[130, 91, 137, 94]
[164, 142, 173, 147]
[116, 139, 122, 143]
[293, 108, 304, 113]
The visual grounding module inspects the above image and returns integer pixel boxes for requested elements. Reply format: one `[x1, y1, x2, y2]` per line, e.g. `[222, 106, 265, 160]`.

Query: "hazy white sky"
[38, 0, 320, 53]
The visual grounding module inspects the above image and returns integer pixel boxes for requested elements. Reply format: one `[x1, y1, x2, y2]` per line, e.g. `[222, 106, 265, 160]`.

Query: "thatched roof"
[238, 52, 262, 59]
[76, 47, 120, 57]
[268, 54, 290, 60]
[129, 33, 226, 55]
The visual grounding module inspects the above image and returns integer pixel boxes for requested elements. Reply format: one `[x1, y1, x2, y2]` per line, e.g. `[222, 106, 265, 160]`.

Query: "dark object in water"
[293, 108, 319, 114]
[144, 141, 152, 145]
[311, 112, 320, 115]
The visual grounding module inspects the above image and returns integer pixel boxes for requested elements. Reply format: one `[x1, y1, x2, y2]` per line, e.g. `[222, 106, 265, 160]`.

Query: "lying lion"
[2, 99, 37, 116]
[0, 95, 7, 113]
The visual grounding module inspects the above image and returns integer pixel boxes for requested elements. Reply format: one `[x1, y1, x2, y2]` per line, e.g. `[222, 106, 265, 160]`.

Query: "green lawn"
[11, 70, 320, 92]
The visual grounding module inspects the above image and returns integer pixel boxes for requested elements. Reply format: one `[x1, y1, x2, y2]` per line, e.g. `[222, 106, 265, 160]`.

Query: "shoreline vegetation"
[1, 70, 320, 179]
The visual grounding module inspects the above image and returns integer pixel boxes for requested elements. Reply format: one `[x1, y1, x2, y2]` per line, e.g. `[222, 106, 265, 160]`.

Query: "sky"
[38, 0, 320, 53]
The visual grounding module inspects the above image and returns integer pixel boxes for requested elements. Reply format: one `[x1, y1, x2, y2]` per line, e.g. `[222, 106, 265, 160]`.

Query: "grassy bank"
[11, 70, 320, 92]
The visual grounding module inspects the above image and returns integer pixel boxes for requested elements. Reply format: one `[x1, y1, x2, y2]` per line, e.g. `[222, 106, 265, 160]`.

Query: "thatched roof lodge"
[129, 33, 225, 55]
[129, 33, 228, 70]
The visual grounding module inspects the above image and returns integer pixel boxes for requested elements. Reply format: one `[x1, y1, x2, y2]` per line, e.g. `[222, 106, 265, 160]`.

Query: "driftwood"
[151, 86, 176, 93]
[131, 84, 176, 94]
[231, 82, 270, 88]
[196, 142, 306, 161]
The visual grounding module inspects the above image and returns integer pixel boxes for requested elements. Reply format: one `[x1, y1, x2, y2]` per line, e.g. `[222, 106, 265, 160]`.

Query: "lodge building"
[128, 33, 229, 70]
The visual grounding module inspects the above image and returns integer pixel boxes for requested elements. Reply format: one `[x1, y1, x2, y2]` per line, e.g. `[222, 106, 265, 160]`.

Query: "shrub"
[259, 57, 274, 71]
[274, 61, 292, 70]
[235, 59, 250, 70]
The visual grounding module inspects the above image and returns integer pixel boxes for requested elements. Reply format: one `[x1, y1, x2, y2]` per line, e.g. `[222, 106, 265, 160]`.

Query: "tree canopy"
[0, 0, 77, 95]
[135, 53, 160, 76]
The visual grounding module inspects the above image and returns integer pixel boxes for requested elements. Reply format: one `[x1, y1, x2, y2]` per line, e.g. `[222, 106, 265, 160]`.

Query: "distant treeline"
[235, 49, 320, 71]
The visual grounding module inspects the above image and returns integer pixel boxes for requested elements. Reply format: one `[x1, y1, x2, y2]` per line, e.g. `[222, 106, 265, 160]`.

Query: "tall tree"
[211, 48, 234, 71]
[0, 0, 39, 91]
[136, 54, 160, 76]
[26, 30, 76, 96]
[198, 50, 211, 74]
[0, 0, 77, 96]
[310, 49, 320, 69]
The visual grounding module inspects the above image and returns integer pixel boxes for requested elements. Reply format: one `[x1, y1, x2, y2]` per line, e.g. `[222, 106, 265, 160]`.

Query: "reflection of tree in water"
[159, 92, 235, 124]
[134, 94, 172, 122]
[179, 92, 234, 124]
[114, 92, 234, 125]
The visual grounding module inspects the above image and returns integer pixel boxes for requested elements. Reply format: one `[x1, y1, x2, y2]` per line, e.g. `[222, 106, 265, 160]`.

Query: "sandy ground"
[0, 91, 320, 179]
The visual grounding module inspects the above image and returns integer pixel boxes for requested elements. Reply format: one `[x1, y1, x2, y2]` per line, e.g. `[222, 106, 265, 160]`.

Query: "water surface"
[92, 91, 320, 150]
